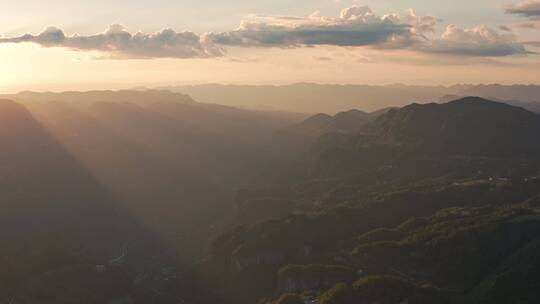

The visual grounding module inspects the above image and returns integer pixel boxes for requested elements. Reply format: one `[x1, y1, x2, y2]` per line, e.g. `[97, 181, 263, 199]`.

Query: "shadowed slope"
[0, 99, 169, 303]
[0, 99, 132, 239]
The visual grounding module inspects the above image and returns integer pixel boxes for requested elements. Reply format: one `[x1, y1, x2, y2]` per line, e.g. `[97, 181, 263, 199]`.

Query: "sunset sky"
[1, 0, 539, 92]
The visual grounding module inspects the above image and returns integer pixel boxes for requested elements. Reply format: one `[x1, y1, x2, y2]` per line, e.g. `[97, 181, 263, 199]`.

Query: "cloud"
[206, 6, 435, 48]
[0, 24, 222, 59]
[403, 9, 438, 35]
[523, 40, 540, 47]
[207, 6, 525, 57]
[0, 6, 530, 59]
[520, 21, 540, 28]
[505, 0, 540, 19]
[313, 56, 333, 61]
[417, 24, 528, 56]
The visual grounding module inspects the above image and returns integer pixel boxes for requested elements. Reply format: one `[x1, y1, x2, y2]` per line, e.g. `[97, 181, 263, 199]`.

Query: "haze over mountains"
[1, 89, 540, 303]
[0, 91, 310, 303]
[3, 0, 540, 302]
[158, 83, 540, 114]
[5, 83, 540, 116]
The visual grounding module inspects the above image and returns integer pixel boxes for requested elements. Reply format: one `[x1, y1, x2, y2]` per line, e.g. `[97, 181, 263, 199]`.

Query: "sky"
[0, 0, 539, 92]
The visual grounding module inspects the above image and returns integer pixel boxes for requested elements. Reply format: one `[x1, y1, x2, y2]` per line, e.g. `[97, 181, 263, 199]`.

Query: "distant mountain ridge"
[288, 109, 369, 136]
[158, 83, 540, 114]
[3, 89, 196, 105]
[284, 107, 395, 137]
[439, 94, 540, 114]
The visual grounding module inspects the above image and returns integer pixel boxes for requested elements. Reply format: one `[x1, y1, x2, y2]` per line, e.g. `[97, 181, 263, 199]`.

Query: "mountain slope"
[370, 97, 540, 157]
[0, 93, 308, 303]
[0, 99, 131, 238]
[191, 97, 540, 304]
[0, 99, 156, 303]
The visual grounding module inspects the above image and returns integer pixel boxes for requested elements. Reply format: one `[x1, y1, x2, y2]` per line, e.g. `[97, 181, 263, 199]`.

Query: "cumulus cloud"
[206, 6, 525, 57]
[403, 9, 438, 35]
[0, 24, 222, 58]
[418, 24, 528, 56]
[505, 0, 540, 19]
[0, 5, 530, 59]
[206, 6, 435, 48]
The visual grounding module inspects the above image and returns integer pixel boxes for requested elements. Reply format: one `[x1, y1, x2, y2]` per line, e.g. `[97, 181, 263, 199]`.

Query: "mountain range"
[0, 91, 540, 303]
[190, 97, 540, 304]
[157, 83, 540, 114]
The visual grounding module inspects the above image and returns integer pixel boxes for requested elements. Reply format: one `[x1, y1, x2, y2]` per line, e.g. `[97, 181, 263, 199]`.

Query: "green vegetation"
[319, 283, 355, 304]
[197, 98, 540, 304]
[3, 94, 540, 304]
[320, 276, 451, 304]
[274, 293, 304, 304]
[278, 264, 354, 279]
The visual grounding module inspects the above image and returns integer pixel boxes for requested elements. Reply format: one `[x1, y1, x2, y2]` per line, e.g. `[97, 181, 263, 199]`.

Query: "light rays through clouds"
[0, 4, 533, 59]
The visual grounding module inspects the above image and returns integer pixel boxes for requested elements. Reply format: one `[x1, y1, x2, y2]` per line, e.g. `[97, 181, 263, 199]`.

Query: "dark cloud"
[505, 0, 540, 19]
[0, 24, 222, 59]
